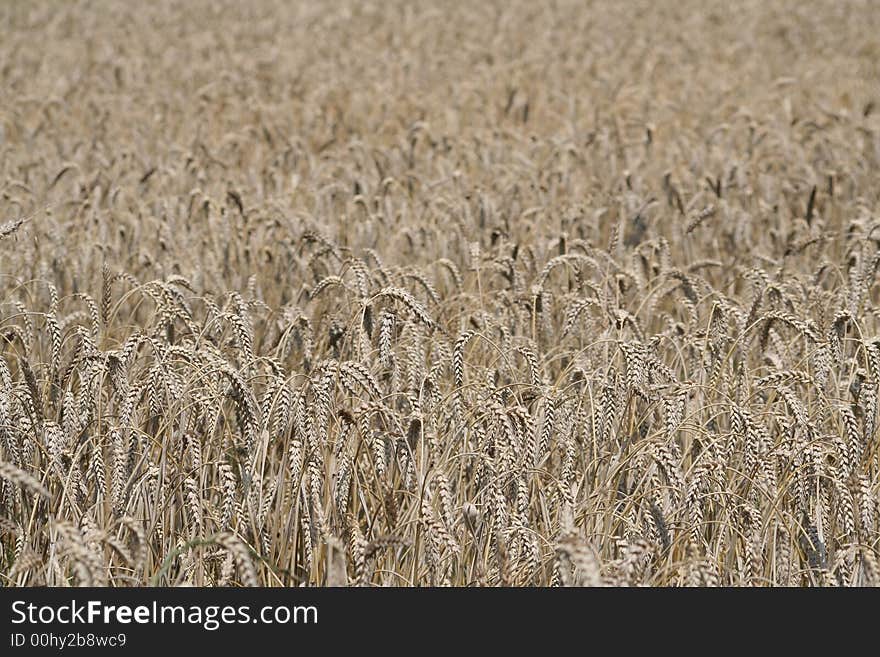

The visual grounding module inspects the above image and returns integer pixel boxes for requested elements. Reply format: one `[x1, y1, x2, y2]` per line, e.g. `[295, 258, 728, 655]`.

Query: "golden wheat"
[0, 0, 878, 587]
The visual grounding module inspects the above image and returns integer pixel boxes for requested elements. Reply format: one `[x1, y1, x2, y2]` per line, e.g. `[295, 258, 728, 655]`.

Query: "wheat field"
[1, 0, 879, 587]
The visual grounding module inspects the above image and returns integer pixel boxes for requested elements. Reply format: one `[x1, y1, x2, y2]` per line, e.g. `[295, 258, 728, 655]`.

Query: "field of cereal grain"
[0, 0, 879, 586]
